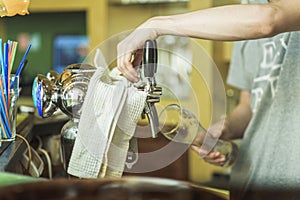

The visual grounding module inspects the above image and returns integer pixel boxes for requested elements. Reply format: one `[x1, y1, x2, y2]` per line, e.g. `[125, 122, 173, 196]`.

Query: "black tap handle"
[153, 40, 158, 74]
[143, 40, 157, 78]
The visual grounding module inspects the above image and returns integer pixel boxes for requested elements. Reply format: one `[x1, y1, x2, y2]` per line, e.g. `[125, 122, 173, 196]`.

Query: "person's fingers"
[204, 157, 226, 166]
[117, 26, 159, 82]
[132, 49, 143, 69]
[191, 145, 227, 166]
[205, 151, 221, 158]
[117, 27, 159, 82]
[124, 69, 139, 82]
[204, 153, 226, 166]
[117, 51, 139, 82]
[204, 152, 225, 162]
[190, 145, 212, 158]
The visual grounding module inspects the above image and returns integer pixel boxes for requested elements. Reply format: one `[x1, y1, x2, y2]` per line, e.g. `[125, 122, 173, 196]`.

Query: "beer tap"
[138, 40, 162, 138]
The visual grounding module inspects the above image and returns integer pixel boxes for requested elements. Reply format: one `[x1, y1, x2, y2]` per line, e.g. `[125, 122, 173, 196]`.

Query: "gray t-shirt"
[227, 40, 262, 91]
[228, 31, 300, 199]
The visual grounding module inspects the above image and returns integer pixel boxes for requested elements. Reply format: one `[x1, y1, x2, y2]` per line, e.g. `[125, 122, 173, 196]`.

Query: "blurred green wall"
[2, 11, 86, 96]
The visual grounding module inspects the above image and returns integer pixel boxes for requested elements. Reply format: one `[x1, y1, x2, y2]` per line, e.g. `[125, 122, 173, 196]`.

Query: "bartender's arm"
[192, 90, 252, 166]
[117, 0, 300, 82]
[220, 90, 252, 140]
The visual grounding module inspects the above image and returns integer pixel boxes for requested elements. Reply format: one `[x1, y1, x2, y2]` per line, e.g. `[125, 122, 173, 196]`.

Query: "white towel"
[103, 87, 147, 177]
[67, 65, 147, 179]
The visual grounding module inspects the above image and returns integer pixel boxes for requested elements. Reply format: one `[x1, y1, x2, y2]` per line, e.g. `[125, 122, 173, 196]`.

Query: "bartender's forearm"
[143, 1, 299, 41]
[221, 90, 252, 140]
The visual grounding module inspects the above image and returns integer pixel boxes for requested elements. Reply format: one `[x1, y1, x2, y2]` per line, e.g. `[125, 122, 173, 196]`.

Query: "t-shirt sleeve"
[227, 40, 263, 91]
[226, 41, 252, 91]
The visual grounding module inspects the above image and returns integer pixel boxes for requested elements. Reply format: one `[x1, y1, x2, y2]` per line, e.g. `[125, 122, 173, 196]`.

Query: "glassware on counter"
[0, 75, 20, 141]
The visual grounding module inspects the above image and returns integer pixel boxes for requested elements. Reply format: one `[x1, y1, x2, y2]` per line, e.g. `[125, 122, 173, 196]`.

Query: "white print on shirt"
[260, 42, 281, 69]
[252, 88, 263, 113]
[251, 34, 289, 113]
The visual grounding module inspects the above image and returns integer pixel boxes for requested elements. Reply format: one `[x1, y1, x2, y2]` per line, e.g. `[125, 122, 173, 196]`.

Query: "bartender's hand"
[203, 150, 228, 166]
[117, 19, 161, 82]
[190, 119, 230, 167]
[191, 145, 228, 167]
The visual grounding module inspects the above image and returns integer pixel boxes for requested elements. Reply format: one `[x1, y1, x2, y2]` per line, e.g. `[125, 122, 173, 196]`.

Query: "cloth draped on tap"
[68, 51, 147, 178]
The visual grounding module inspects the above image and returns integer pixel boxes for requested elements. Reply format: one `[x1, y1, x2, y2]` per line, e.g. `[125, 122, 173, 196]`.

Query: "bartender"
[117, 0, 300, 199]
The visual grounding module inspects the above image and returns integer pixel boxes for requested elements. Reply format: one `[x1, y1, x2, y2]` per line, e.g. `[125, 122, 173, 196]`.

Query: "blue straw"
[0, 39, 4, 85]
[0, 76, 11, 138]
[3, 42, 8, 106]
[0, 98, 11, 138]
[16, 44, 31, 77]
[10, 43, 32, 90]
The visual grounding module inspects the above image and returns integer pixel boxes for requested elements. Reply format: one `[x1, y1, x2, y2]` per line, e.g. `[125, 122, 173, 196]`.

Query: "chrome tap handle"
[139, 40, 161, 138]
[144, 102, 159, 138]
